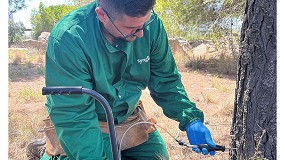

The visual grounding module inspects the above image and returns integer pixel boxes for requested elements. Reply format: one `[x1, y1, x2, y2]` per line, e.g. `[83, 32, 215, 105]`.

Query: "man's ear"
[95, 7, 107, 23]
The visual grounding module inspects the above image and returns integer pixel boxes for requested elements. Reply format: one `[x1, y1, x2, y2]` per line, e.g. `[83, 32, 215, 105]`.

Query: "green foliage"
[19, 88, 44, 102]
[30, 2, 77, 39]
[69, 0, 93, 7]
[8, 20, 25, 47]
[8, 0, 26, 13]
[155, 0, 245, 41]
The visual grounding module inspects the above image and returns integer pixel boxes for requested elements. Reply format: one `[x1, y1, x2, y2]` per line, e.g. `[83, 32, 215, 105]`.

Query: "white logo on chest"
[137, 56, 150, 64]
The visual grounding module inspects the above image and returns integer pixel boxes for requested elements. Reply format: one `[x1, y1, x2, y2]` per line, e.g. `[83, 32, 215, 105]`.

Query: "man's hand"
[186, 120, 216, 156]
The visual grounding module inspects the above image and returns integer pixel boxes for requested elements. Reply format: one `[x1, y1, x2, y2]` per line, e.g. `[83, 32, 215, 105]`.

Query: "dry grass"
[173, 49, 238, 76]
[8, 48, 236, 160]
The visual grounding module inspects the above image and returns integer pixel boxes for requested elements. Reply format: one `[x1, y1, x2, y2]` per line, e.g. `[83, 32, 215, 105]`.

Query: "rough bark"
[229, 0, 276, 160]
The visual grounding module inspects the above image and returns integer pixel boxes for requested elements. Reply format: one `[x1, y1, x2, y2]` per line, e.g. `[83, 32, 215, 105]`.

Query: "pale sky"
[13, 0, 69, 28]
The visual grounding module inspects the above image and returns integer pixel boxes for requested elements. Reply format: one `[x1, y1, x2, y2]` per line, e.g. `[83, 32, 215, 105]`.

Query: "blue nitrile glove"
[186, 119, 216, 156]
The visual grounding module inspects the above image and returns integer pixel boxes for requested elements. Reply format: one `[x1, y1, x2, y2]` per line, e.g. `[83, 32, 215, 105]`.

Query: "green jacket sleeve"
[45, 34, 107, 159]
[148, 18, 204, 131]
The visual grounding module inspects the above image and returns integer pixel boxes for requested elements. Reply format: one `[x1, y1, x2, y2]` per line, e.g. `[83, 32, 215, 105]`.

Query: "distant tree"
[8, 0, 27, 47]
[230, 0, 276, 159]
[30, 2, 76, 39]
[70, 0, 92, 7]
[8, 0, 26, 13]
[8, 21, 25, 47]
[155, 0, 245, 42]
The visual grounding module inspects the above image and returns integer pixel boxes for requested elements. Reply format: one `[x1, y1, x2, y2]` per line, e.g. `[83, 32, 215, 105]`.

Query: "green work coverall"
[42, 1, 204, 160]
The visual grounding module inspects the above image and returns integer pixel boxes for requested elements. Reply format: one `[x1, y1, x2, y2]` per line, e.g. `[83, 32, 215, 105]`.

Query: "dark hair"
[98, 0, 155, 19]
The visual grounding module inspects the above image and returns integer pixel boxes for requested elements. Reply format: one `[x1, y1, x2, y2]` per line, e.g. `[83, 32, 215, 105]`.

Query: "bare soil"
[8, 62, 236, 159]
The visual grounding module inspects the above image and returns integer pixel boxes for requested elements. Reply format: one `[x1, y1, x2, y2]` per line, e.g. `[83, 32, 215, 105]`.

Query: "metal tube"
[81, 88, 120, 160]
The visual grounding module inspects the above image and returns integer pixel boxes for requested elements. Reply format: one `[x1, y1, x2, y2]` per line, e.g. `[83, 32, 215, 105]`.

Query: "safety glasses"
[101, 7, 157, 39]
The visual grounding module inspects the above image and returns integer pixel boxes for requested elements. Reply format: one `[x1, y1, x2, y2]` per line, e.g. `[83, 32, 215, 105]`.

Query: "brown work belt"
[43, 118, 66, 156]
[99, 100, 157, 150]
[43, 100, 156, 156]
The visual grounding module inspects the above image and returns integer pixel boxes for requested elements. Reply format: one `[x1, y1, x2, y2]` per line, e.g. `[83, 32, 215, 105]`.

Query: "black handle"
[42, 86, 83, 95]
[176, 140, 226, 152]
[197, 144, 225, 152]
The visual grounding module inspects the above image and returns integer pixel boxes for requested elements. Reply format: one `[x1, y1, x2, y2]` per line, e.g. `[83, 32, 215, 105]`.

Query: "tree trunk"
[229, 0, 276, 160]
